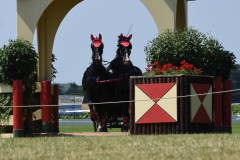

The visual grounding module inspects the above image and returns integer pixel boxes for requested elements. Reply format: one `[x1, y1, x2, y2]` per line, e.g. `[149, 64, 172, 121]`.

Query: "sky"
[0, 0, 240, 85]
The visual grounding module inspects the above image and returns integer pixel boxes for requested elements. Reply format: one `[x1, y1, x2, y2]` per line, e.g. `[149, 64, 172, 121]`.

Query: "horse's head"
[116, 33, 132, 65]
[90, 34, 104, 64]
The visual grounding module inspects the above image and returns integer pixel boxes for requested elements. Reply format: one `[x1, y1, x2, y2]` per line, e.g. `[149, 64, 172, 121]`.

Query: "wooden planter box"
[129, 75, 215, 134]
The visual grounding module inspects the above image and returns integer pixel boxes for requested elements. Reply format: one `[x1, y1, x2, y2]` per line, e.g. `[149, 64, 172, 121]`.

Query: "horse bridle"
[116, 33, 132, 65]
[91, 43, 103, 63]
[117, 42, 132, 65]
[90, 34, 104, 64]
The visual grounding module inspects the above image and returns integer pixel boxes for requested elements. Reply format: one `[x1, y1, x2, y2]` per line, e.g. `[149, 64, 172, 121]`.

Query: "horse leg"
[101, 105, 108, 132]
[121, 115, 129, 132]
[96, 105, 108, 132]
[89, 105, 97, 121]
[121, 105, 129, 132]
[89, 104, 98, 132]
[101, 115, 107, 132]
[93, 105, 101, 132]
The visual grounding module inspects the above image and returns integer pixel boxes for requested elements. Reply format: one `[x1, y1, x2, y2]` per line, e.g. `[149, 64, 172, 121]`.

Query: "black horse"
[107, 33, 142, 131]
[82, 34, 111, 132]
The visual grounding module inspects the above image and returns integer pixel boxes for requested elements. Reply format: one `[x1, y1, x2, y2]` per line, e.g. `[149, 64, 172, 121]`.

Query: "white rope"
[0, 88, 240, 108]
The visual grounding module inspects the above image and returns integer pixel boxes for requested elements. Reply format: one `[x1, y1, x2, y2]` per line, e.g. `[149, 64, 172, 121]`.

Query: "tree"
[145, 27, 236, 80]
[52, 53, 57, 81]
[0, 39, 38, 125]
[0, 39, 38, 85]
[231, 64, 240, 83]
[65, 83, 82, 95]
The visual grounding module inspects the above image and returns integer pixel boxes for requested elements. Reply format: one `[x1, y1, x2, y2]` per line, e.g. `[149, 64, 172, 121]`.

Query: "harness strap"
[97, 78, 122, 83]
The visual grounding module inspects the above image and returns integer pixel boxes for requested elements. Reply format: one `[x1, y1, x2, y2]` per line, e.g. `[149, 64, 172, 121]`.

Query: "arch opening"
[18, 0, 188, 83]
[52, 0, 158, 84]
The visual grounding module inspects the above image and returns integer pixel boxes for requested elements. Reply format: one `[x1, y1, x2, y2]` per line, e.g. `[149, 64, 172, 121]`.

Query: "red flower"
[152, 61, 159, 66]
[146, 60, 202, 76]
[180, 60, 186, 65]
[162, 63, 172, 70]
[172, 66, 179, 71]
[145, 67, 150, 72]
[194, 67, 201, 73]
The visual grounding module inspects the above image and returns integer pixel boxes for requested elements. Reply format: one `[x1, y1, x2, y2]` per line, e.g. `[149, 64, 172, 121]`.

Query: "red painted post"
[214, 76, 222, 129]
[13, 80, 24, 137]
[222, 80, 232, 132]
[41, 81, 52, 133]
[52, 84, 59, 133]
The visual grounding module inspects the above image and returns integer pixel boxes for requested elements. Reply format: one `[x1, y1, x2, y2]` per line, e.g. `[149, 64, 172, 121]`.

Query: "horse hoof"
[97, 126, 108, 132]
[121, 125, 129, 132]
[102, 126, 108, 132]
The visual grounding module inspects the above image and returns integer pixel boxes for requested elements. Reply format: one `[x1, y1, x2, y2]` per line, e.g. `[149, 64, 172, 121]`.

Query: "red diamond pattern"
[191, 83, 212, 123]
[135, 83, 177, 124]
[136, 104, 176, 124]
[136, 83, 175, 103]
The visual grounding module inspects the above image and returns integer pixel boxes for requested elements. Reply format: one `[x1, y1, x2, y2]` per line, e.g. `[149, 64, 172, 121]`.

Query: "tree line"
[58, 82, 83, 95]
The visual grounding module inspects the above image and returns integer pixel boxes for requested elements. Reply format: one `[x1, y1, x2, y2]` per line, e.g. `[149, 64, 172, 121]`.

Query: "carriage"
[82, 33, 142, 132]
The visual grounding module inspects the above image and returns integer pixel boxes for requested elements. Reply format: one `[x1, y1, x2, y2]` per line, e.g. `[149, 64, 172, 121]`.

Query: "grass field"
[1, 133, 240, 160]
[0, 124, 240, 160]
[59, 125, 120, 133]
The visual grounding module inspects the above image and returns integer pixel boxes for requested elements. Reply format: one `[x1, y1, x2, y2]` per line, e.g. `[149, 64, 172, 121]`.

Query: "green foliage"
[232, 105, 240, 115]
[59, 112, 90, 119]
[0, 94, 12, 133]
[0, 94, 12, 115]
[51, 53, 58, 81]
[0, 39, 38, 85]
[65, 82, 82, 95]
[0, 39, 38, 124]
[231, 64, 240, 81]
[145, 27, 236, 80]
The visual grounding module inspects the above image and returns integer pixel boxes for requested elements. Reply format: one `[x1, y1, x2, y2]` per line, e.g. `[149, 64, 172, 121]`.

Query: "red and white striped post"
[13, 80, 24, 137]
[52, 84, 59, 133]
[40, 81, 52, 133]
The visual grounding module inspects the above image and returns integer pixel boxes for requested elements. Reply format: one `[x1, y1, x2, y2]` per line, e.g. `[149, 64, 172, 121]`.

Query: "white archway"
[17, 0, 188, 81]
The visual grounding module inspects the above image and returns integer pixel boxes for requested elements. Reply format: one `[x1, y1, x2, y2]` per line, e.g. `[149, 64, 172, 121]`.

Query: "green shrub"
[0, 39, 38, 85]
[0, 39, 38, 130]
[145, 27, 236, 80]
[59, 112, 90, 119]
[232, 105, 240, 115]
